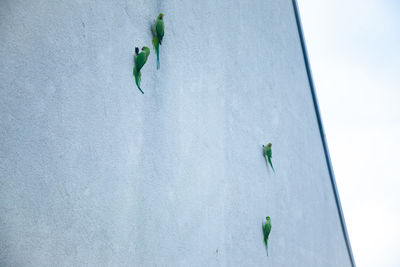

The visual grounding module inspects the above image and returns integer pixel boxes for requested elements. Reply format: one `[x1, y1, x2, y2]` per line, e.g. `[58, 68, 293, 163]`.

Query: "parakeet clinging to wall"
[263, 216, 272, 256]
[263, 143, 275, 172]
[133, 46, 150, 94]
[152, 13, 164, 69]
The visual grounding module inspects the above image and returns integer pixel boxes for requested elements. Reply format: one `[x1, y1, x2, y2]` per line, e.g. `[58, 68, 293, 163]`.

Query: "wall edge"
[290, 1, 356, 266]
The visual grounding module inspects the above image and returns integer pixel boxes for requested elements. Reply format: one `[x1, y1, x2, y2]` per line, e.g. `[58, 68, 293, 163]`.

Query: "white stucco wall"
[0, 0, 353, 266]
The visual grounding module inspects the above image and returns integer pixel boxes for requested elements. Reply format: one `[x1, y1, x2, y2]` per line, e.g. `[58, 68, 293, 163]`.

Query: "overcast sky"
[298, 1, 400, 266]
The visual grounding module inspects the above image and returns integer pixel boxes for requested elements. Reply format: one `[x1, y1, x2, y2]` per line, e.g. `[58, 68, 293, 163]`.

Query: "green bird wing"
[155, 19, 164, 42]
[266, 147, 272, 158]
[264, 221, 271, 239]
[135, 52, 148, 73]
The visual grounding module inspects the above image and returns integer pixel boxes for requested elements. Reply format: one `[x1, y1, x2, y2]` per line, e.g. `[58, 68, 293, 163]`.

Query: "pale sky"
[298, 1, 400, 266]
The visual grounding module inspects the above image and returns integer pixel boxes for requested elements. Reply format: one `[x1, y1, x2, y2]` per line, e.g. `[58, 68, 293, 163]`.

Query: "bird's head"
[142, 46, 150, 53]
[266, 216, 270, 220]
[267, 143, 272, 148]
[158, 13, 164, 19]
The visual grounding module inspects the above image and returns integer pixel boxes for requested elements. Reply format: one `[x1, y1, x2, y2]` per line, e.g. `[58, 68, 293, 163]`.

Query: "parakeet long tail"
[264, 156, 275, 172]
[152, 36, 160, 69]
[133, 67, 144, 94]
[265, 239, 269, 256]
[156, 46, 160, 69]
[268, 157, 275, 172]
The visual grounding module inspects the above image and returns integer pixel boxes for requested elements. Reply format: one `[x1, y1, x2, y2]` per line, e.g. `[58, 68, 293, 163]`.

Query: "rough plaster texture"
[0, 0, 352, 266]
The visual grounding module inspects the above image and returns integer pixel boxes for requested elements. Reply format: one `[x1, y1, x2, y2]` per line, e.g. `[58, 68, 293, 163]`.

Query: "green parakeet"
[133, 46, 150, 94]
[263, 143, 275, 172]
[152, 13, 164, 69]
[263, 216, 272, 256]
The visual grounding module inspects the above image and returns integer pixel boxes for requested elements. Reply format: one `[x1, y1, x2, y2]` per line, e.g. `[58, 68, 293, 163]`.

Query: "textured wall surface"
[0, 0, 353, 266]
